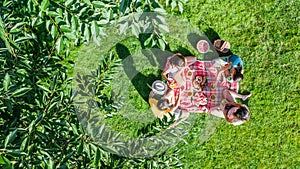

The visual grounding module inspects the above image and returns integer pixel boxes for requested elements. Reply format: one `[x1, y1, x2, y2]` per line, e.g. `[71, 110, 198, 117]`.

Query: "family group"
[148, 39, 252, 127]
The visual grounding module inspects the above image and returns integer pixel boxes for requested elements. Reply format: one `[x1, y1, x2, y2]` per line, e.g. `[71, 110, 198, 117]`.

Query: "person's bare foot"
[242, 94, 252, 101]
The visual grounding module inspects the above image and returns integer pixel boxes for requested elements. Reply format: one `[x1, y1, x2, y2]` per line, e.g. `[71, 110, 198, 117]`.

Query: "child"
[208, 89, 251, 125]
[162, 53, 186, 85]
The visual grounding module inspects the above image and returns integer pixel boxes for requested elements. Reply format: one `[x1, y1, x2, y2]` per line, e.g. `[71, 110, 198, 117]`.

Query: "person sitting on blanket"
[162, 53, 196, 88]
[148, 85, 182, 120]
[157, 88, 181, 114]
[208, 89, 252, 125]
[212, 59, 244, 86]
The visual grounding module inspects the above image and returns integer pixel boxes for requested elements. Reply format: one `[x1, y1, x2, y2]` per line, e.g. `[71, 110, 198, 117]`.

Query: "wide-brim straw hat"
[213, 39, 230, 53]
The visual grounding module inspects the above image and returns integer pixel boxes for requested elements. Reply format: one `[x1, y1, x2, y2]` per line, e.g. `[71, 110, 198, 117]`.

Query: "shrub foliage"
[0, 0, 187, 168]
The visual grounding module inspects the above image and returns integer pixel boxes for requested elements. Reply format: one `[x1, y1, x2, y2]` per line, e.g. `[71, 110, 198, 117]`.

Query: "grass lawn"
[73, 0, 299, 168]
[171, 0, 300, 168]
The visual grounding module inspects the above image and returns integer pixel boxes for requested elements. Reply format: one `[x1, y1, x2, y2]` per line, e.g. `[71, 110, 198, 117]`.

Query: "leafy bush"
[0, 0, 189, 168]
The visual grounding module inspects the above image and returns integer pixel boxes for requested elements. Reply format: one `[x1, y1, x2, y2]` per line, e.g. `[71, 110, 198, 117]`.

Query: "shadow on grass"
[202, 28, 234, 57]
[187, 32, 219, 60]
[116, 43, 160, 102]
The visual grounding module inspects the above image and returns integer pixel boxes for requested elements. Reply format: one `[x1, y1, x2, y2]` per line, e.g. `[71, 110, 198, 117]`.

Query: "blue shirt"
[227, 55, 243, 68]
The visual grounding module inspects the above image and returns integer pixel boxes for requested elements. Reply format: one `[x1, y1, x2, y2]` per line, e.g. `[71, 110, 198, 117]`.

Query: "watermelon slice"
[197, 40, 209, 53]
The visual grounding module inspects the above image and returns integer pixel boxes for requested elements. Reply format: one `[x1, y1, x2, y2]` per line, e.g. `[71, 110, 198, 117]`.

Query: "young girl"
[208, 89, 252, 125]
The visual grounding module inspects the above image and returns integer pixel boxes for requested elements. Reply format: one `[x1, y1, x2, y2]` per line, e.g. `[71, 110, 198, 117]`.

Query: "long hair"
[233, 66, 243, 82]
[157, 99, 168, 110]
[234, 106, 250, 121]
[170, 53, 185, 67]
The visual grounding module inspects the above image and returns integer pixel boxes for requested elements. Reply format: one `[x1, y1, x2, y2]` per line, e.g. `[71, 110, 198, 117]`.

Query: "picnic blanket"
[178, 61, 239, 113]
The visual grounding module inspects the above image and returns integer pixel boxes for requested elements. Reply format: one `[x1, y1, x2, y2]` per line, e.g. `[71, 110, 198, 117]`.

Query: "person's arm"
[214, 69, 226, 86]
[185, 56, 197, 66]
[169, 89, 181, 112]
[208, 105, 225, 118]
[162, 70, 168, 81]
[231, 120, 245, 126]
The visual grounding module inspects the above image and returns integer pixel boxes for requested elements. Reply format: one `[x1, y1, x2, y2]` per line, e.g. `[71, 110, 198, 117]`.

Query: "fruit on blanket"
[197, 40, 209, 53]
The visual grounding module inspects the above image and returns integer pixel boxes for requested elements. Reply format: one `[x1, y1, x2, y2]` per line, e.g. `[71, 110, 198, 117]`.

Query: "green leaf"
[6, 150, 27, 157]
[71, 15, 78, 31]
[56, 37, 64, 54]
[158, 38, 166, 50]
[154, 8, 166, 14]
[41, 0, 50, 11]
[0, 19, 12, 54]
[93, 148, 100, 167]
[119, 22, 128, 34]
[12, 87, 32, 97]
[0, 155, 11, 165]
[119, 0, 128, 13]
[10, 22, 25, 33]
[84, 24, 91, 42]
[64, 33, 76, 40]
[144, 35, 153, 47]
[92, 1, 105, 8]
[70, 123, 79, 135]
[91, 21, 99, 37]
[157, 24, 169, 33]
[20, 137, 28, 152]
[15, 36, 34, 43]
[3, 73, 11, 92]
[5, 129, 18, 148]
[178, 2, 184, 13]
[37, 84, 51, 93]
[51, 25, 58, 39]
[131, 22, 139, 37]
[171, 1, 177, 10]
[65, 0, 75, 7]
[77, 140, 83, 154]
[47, 11, 59, 17]
[60, 25, 72, 33]
[106, 9, 113, 21]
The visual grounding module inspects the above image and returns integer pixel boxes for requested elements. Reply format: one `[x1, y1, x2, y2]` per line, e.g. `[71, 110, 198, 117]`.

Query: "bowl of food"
[152, 80, 167, 96]
[196, 40, 209, 53]
[186, 70, 193, 79]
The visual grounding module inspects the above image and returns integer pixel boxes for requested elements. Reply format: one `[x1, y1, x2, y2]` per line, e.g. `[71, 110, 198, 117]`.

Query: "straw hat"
[213, 39, 230, 53]
[148, 97, 171, 120]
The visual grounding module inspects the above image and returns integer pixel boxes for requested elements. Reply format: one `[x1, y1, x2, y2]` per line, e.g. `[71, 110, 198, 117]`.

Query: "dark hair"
[234, 106, 250, 121]
[170, 53, 185, 67]
[157, 99, 168, 110]
[233, 67, 243, 82]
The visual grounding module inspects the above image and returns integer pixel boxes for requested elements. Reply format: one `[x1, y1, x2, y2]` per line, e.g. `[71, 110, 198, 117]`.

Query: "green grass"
[171, 0, 300, 168]
[73, 0, 299, 167]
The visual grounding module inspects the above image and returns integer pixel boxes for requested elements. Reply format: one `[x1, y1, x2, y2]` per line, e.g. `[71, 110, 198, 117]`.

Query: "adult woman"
[162, 53, 196, 88]
[209, 89, 251, 125]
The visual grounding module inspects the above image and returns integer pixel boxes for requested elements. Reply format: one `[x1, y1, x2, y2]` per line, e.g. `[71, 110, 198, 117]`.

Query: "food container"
[152, 80, 167, 96]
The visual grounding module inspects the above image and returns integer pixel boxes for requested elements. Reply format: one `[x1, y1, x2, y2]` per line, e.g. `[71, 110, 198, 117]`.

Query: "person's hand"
[221, 81, 229, 88]
[167, 77, 175, 84]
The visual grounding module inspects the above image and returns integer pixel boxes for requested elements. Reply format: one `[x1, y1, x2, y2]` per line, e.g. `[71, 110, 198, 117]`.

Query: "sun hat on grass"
[213, 39, 230, 53]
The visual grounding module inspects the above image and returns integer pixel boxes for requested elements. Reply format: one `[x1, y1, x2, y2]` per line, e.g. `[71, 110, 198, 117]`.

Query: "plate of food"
[196, 40, 209, 53]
